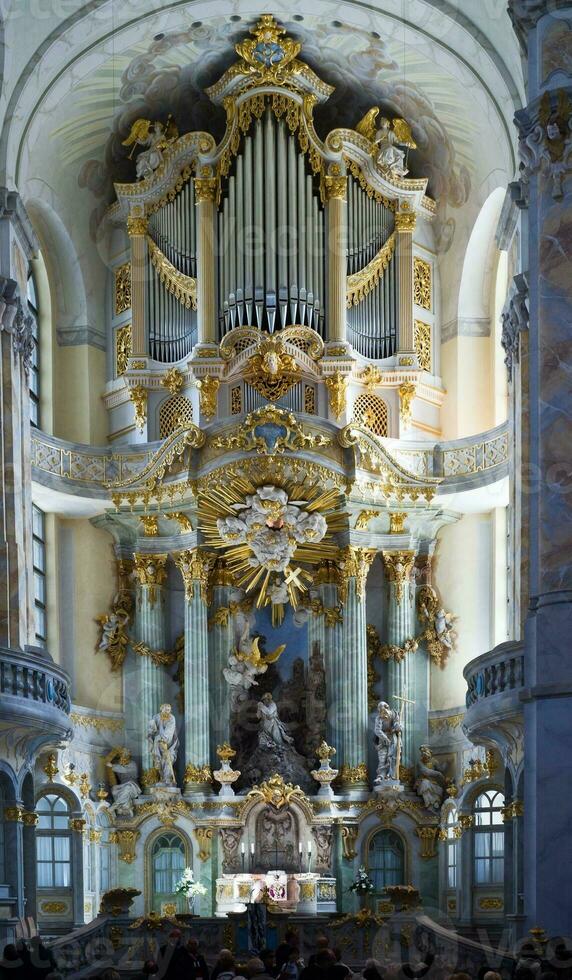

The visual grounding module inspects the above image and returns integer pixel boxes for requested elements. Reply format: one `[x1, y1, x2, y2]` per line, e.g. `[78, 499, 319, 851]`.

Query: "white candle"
[307, 841, 312, 854]
[241, 842, 245, 855]
[298, 841, 303, 854]
[250, 842, 255, 855]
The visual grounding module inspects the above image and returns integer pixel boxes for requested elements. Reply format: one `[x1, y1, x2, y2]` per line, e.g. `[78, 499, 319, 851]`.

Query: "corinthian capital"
[173, 549, 214, 603]
[337, 546, 376, 603]
[133, 553, 168, 607]
[382, 550, 416, 605]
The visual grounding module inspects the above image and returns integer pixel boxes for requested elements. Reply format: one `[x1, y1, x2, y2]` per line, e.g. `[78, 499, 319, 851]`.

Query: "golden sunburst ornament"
[199, 476, 346, 610]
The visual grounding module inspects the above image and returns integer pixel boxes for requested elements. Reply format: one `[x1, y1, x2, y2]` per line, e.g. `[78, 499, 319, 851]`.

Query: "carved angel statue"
[217, 485, 327, 574]
[147, 704, 179, 786]
[415, 745, 446, 812]
[96, 592, 132, 671]
[223, 635, 286, 690]
[356, 107, 416, 178]
[520, 90, 571, 198]
[417, 585, 456, 666]
[374, 700, 402, 782]
[122, 115, 179, 180]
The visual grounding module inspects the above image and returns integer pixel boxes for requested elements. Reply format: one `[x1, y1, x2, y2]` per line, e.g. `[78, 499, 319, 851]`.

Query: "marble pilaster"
[395, 210, 416, 357]
[382, 550, 416, 769]
[126, 212, 148, 357]
[174, 550, 213, 793]
[509, 0, 572, 935]
[132, 553, 168, 781]
[324, 175, 348, 346]
[194, 177, 218, 346]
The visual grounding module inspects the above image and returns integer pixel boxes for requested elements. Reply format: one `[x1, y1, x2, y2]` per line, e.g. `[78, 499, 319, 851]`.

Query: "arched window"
[368, 830, 404, 892]
[27, 270, 40, 427]
[473, 789, 504, 884]
[151, 832, 186, 912]
[446, 809, 459, 889]
[36, 794, 71, 888]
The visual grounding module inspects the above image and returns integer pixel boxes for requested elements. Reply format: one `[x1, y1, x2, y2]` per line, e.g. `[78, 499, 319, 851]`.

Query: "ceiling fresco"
[47, 14, 490, 250]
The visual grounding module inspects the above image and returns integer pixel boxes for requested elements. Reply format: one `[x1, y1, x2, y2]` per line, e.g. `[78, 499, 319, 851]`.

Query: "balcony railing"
[464, 641, 524, 709]
[0, 645, 71, 728]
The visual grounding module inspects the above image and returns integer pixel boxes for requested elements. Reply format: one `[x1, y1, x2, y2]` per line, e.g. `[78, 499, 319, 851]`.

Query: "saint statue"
[256, 692, 294, 749]
[415, 745, 446, 811]
[147, 704, 179, 786]
[106, 748, 141, 818]
[374, 701, 402, 782]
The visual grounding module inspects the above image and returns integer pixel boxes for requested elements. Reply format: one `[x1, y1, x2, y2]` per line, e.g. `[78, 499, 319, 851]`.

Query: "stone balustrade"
[31, 420, 509, 498]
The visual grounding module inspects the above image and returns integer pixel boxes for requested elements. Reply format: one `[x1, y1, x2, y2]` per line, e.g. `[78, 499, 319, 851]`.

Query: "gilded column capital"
[133, 553, 168, 607]
[382, 550, 416, 605]
[337, 546, 376, 603]
[127, 215, 148, 237]
[173, 549, 214, 603]
[194, 177, 219, 203]
[395, 211, 417, 232]
[321, 174, 347, 202]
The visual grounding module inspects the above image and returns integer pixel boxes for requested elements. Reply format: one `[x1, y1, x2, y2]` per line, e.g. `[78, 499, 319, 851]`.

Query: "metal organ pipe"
[216, 108, 325, 337]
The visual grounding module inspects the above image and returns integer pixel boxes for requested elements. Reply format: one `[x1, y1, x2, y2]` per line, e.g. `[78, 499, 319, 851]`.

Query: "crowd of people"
[0, 928, 570, 980]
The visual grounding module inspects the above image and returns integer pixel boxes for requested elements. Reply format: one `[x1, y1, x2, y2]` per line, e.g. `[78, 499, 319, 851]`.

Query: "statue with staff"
[373, 690, 415, 783]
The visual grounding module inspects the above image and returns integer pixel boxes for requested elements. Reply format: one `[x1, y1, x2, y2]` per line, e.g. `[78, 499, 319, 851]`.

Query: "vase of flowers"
[349, 866, 375, 908]
[174, 868, 207, 914]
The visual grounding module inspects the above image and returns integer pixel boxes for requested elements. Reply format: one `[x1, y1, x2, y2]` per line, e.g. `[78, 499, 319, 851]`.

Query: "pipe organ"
[346, 175, 397, 360]
[146, 179, 198, 362]
[110, 14, 435, 438]
[217, 110, 326, 338]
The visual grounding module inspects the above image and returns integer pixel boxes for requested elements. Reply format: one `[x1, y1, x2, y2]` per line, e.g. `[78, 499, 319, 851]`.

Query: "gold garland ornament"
[346, 234, 395, 307]
[147, 235, 197, 310]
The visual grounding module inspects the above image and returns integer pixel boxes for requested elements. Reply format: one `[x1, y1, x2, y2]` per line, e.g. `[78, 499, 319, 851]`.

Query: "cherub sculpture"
[223, 634, 286, 690]
[356, 107, 416, 178]
[122, 116, 179, 180]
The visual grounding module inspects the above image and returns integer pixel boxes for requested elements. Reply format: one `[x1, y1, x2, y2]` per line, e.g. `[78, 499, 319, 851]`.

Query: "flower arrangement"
[349, 866, 375, 895]
[174, 868, 207, 898]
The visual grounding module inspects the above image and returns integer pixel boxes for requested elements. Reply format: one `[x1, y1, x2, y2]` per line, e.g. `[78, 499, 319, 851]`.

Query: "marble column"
[194, 176, 218, 346]
[208, 560, 233, 759]
[127, 211, 148, 357]
[395, 209, 416, 357]
[324, 174, 347, 346]
[174, 549, 213, 793]
[313, 564, 342, 759]
[381, 550, 416, 769]
[133, 552, 168, 784]
[336, 548, 376, 791]
[508, 0, 572, 935]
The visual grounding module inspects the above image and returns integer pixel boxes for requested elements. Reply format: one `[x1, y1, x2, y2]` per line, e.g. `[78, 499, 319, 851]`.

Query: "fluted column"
[312, 563, 341, 756]
[324, 174, 347, 345]
[395, 209, 416, 357]
[194, 176, 218, 345]
[337, 548, 376, 791]
[127, 211, 148, 357]
[174, 549, 213, 793]
[133, 553, 168, 784]
[208, 560, 233, 759]
[382, 550, 416, 769]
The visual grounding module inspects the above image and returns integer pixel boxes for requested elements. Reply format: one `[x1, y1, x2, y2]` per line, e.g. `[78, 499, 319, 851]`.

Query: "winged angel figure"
[356, 107, 416, 178]
[122, 115, 179, 180]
